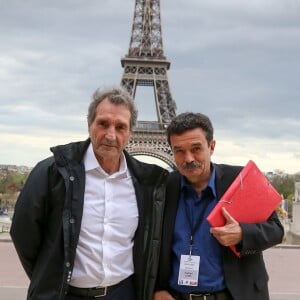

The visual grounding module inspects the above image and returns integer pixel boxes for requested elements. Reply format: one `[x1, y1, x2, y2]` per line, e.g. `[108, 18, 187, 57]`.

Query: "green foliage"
[0, 172, 29, 194]
[269, 171, 296, 200]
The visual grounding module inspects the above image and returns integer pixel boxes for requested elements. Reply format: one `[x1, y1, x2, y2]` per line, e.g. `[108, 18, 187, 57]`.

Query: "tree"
[0, 171, 29, 208]
[269, 170, 295, 200]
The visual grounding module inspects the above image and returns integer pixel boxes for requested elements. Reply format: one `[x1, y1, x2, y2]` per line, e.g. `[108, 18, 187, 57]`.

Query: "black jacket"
[10, 139, 168, 300]
[156, 163, 284, 300]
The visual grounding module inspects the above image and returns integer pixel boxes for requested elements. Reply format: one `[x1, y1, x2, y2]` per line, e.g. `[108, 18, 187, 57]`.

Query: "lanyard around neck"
[184, 196, 210, 256]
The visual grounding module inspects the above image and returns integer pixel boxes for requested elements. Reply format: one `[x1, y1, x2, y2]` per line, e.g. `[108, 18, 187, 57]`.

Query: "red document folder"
[206, 160, 282, 257]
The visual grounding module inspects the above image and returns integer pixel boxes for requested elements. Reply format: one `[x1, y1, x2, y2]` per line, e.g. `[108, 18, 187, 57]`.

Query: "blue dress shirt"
[169, 166, 226, 293]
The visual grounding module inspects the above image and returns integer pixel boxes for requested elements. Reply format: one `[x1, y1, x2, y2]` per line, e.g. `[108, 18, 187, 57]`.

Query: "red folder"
[206, 160, 282, 257]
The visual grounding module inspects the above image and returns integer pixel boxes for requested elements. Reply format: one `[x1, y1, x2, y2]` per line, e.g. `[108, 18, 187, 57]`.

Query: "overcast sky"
[0, 0, 299, 174]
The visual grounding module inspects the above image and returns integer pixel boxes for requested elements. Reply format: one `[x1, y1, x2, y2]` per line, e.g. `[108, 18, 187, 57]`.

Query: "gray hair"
[167, 112, 214, 145]
[87, 85, 138, 129]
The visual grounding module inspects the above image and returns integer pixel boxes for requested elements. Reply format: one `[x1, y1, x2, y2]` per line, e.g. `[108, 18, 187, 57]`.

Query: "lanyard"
[185, 198, 211, 256]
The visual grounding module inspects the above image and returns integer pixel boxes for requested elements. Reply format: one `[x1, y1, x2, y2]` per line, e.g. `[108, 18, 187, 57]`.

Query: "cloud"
[0, 0, 299, 173]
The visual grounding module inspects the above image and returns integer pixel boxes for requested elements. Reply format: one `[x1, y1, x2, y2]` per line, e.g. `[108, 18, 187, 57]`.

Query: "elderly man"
[11, 86, 168, 300]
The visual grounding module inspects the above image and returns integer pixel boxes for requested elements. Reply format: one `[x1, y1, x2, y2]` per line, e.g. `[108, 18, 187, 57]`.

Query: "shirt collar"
[84, 143, 129, 178]
[181, 163, 216, 198]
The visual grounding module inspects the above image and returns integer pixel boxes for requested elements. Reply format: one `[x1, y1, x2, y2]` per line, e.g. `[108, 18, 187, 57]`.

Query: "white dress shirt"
[70, 144, 139, 287]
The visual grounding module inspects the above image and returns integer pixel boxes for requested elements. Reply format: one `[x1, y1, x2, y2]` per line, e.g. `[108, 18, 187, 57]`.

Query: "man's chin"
[103, 147, 118, 153]
[96, 147, 119, 156]
[182, 169, 201, 178]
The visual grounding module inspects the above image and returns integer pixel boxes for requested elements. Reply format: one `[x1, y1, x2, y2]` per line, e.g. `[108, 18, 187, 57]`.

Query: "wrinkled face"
[170, 128, 215, 183]
[88, 98, 131, 164]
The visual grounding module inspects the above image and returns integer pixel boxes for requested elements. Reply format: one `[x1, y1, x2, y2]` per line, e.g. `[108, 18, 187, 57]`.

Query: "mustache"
[182, 161, 201, 170]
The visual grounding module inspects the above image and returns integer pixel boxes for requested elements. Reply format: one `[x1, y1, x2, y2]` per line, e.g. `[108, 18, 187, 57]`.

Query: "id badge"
[178, 254, 200, 286]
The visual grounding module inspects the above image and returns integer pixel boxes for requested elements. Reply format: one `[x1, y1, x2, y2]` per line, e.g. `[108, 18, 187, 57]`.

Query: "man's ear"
[210, 140, 216, 154]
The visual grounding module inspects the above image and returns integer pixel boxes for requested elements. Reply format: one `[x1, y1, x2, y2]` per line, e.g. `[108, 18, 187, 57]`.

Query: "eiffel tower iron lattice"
[121, 0, 177, 169]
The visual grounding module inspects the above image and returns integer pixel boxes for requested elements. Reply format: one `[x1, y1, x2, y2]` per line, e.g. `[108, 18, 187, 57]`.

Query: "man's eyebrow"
[173, 142, 202, 149]
[191, 142, 202, 147]
[172, 145, 182, 150]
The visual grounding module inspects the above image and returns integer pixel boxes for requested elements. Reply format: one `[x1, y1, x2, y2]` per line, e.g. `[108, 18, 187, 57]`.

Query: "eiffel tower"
[121, 0, 177, 170]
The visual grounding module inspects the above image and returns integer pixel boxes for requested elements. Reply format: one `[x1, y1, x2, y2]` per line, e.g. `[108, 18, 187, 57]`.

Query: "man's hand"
[153, 290, 175, 300]
[210, 207, 242, 246]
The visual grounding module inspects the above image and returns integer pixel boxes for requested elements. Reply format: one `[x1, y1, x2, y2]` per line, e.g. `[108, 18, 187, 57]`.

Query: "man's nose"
[105, 126, 116, 140]
[184, 151, 194, 163]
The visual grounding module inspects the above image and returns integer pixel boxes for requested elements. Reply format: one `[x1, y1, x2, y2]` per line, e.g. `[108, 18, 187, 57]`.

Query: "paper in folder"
[206, 160, 282, 256]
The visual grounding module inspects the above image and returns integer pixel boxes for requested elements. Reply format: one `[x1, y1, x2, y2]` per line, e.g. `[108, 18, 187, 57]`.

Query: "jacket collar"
[50, 139, 90, 167]
[50, 138, 168, 182]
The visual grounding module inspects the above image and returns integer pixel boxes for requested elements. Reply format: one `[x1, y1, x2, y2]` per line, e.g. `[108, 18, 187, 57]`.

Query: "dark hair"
[167, 112, 214, 145]
[87, 85, 138, 129]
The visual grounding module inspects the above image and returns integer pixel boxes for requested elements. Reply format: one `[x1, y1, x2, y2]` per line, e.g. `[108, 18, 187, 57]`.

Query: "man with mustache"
[154, 112, 284, 300]
[10, 86, 168, 300]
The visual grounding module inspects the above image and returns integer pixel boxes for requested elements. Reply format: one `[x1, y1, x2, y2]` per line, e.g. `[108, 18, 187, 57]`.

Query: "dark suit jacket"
[156, 163, 284, 300]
